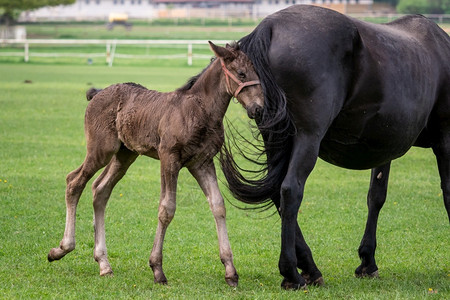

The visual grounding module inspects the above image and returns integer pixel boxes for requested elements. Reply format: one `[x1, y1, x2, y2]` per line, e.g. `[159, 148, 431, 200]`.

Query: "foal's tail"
[220, 19, 295, 209]
[86, 88, 102, 101]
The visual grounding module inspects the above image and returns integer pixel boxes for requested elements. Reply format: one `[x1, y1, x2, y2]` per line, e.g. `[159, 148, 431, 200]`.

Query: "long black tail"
[220, 19, 295, 208]
[86, 88, 102, 101]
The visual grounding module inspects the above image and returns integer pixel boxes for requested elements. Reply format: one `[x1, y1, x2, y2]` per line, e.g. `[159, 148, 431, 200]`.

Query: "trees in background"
[397, 0, 450, 13]
[0, 0, 75, 25]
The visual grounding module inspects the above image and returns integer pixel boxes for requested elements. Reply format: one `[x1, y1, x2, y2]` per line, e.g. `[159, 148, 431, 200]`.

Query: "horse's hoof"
[225, 273, 239, 287]
[301, 272, 324, 286]
[355, 267, 379, 278]
[312, 276, 324, 286]
[281, 278, 307, 290]
[367, 270, 379, 278]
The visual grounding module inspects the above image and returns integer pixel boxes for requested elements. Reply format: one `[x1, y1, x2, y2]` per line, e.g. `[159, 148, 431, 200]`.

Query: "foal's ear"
[209, 41, 235, 61]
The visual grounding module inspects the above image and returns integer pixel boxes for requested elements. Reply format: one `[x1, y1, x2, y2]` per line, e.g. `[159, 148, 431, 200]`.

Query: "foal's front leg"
[189, 161, 239, 287]
[149, 155, 181, 285]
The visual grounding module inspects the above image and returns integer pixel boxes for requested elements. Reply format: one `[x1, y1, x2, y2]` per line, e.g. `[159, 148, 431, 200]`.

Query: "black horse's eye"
[237, 70, 246, 79]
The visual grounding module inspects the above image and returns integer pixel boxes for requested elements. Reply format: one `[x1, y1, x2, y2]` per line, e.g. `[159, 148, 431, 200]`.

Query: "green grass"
[1, 22, 256, 67]
[24, 22, 255, 40]
[0, 63, 449, 299]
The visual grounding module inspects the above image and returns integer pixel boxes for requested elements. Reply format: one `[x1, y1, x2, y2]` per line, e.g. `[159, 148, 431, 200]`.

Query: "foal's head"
[210, 42, 264, 120]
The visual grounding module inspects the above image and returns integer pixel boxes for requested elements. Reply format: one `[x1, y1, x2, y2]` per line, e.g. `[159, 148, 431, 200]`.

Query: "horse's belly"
[319, 114, 422, 169]
[319, 139, 408, 169]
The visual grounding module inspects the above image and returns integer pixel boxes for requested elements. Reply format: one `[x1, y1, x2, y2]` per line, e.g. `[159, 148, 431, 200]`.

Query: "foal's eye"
[237, 70, 246, 79]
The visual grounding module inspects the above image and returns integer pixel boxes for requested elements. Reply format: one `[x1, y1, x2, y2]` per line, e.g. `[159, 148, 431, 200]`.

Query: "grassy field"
[1, 20, 448, 67]
[0, 22, 257, 67]
[23, 22, 256, 40]
[0, 59, 449, 299]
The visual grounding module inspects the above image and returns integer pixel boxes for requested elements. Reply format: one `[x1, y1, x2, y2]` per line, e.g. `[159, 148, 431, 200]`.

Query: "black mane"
[220, 25, 295, 208]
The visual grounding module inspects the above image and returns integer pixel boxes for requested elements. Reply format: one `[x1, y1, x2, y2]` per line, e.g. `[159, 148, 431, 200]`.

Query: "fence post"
[24, 42, 29, 62]
[106, 42, 111, 64]
[187, 43, 192, 66]
[109, 40, 117, 67]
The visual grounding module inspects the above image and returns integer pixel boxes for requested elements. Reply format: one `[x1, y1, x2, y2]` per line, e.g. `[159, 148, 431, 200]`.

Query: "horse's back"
[322, 14, 450, 168]
[261, 6, 361, 134]
[255, 5, 450, 169]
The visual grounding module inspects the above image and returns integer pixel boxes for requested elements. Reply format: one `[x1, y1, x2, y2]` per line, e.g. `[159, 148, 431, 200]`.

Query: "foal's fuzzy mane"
[176, 42, 240, 92]
[176, 59, 215, 92]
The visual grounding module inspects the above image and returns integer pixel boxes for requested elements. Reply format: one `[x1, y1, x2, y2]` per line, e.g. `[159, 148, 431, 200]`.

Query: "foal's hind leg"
[189, 161, 239, 287]
[91, 147, 138, 276]
[355, 162, 391, 278]
[48, 148, 117, 262]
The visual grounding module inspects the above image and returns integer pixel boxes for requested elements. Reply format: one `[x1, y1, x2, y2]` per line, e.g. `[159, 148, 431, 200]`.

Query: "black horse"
[221, 5, 450, 289]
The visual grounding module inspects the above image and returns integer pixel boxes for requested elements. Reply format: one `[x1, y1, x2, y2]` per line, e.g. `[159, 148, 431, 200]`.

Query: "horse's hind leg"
[355, 162, 391, 278]
[48, 148, 117, 262]
[432, 137, 450, 222]
[270, 193, 323, 285]
[91, 147, 138, 276]
[189, 162, 239, 287]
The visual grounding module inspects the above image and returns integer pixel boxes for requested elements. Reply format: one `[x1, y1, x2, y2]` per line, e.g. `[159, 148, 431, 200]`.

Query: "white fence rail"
[0, 39, 230, 66]
[350, 13, 450, 23]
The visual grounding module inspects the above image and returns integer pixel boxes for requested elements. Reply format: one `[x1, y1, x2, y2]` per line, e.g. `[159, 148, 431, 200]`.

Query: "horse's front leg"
[355, 162, 391, 278]
[188, 161, 239, 287]
[149, 154, 180, 285]
[279, 135, 320, 290]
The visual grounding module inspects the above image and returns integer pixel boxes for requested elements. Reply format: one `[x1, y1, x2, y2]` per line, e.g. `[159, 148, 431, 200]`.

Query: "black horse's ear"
[209, 41, 235, 61]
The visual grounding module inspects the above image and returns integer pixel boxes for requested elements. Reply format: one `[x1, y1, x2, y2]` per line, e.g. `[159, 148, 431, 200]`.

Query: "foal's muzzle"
[247, 103, 263, 120]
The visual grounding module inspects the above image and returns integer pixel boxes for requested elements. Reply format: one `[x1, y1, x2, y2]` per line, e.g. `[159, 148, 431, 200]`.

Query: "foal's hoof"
[47, 248, 65, 262]
[154, 277, 168, 285]
[47, 253, 56, 262]
[225, 273, 239, 287]
[150, 263, 168, 285]
[153, 272, 168, 285]
[281, 278, 307, 290]
[100, 269, 114, 277]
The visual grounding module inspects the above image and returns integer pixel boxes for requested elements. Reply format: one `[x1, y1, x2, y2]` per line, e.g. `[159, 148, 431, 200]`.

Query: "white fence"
[0, 39, 230, 66]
